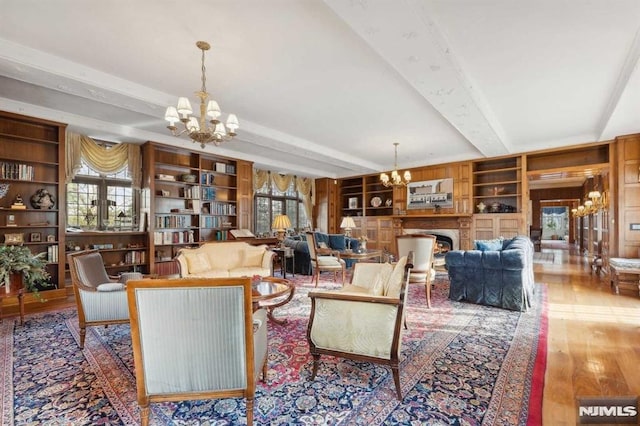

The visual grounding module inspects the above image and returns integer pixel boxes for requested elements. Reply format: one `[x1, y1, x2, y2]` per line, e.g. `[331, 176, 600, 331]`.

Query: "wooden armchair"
[126, 277, 268, 426]
[306, 253, 413, 400]
[67, 250, 137, 348]
[306, 231, 346, 286]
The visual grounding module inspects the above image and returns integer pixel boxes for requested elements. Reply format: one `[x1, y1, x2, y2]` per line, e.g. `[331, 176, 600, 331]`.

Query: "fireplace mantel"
[394, 215, 472, 250]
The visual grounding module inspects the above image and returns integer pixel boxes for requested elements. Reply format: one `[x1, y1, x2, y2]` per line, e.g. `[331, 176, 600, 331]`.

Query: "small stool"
[609, 258, 640, 296]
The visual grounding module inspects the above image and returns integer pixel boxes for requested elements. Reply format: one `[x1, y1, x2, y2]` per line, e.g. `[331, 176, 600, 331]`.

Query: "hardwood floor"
[2, 242, 638, 424]
[539, 240, 640, 425]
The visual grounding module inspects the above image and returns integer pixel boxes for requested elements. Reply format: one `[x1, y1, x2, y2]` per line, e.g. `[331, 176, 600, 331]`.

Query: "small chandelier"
[164, 41, 239, 148]
[380, 142, 411, 187]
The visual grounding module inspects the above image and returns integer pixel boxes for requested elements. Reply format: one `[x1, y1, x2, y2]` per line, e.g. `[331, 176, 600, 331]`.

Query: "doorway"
[541, 206, 569, 241]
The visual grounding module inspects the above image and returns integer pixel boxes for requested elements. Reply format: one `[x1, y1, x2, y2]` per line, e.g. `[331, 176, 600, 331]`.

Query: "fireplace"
[403, 228, 460, 251]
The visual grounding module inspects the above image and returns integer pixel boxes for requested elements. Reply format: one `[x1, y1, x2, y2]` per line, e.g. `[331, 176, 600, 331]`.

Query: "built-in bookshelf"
[64, 231, 148, 275]
[339, 175, 394, 218]
[142, 143, 241, 275]
[0, 111, 66, 301]
[472, 156, 523, 214]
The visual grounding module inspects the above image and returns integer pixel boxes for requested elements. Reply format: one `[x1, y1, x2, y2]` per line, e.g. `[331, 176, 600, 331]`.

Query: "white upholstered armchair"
[67, 250, 138, 348]
[126, 277, 268, 426]
[306, 253, 413, 400]
[396, 234, 437, 308]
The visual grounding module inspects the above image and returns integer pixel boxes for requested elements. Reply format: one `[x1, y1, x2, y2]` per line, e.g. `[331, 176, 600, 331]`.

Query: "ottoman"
[609, 258, 640, 296]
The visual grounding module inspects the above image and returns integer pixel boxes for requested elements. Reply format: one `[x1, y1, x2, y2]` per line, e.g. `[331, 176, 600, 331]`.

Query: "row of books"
[153, 230, 196, 245]
[47, 245, 59, 262]
[204, 201, 236, 215]
[179, 186, 200, 199]
[210, 162, 236, 175]
[155, 215, 193, 229]
[201, 187, 217, 201]
[1, 162, 34, 181]
[124, 250, 146, 265]
[201, 216, 234, 229]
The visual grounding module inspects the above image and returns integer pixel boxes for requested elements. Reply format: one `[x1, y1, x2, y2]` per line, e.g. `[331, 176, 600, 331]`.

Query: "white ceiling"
[1, 0, 639, 182]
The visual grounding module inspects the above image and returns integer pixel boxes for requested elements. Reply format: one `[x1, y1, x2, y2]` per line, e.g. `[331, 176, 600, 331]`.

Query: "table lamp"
[340, 216, 357, 252]
[272, 214, 292, 244]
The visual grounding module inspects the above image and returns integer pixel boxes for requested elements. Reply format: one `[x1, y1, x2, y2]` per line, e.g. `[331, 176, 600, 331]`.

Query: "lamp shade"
[272, 215, 292, 231]
[340, 216, 356, 230]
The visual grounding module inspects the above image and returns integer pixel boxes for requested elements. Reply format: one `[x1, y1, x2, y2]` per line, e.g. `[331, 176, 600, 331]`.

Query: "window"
[67, 160, 136, 230]
[254, 178, 308, 236]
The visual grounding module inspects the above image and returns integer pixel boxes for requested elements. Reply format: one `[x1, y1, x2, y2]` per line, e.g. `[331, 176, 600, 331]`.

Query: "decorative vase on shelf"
[31, 189, 55, 209]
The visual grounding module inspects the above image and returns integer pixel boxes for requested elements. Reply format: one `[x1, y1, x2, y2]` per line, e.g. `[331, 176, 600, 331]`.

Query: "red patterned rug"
[1, 274, 547, 425]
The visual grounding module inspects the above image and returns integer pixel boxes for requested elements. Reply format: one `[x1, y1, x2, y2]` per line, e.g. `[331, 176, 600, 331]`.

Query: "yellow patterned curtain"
[253, 168, 270, 192]
[65, 132, 142, 189]
[271, 173, 294, 193]
[296, 176, 314, 225]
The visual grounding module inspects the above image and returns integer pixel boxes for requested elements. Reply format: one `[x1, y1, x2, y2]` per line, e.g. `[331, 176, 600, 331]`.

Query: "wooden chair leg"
[246, 398, 254, 426]
[391, 365, 403, 400]
[425, 280, 432, 309]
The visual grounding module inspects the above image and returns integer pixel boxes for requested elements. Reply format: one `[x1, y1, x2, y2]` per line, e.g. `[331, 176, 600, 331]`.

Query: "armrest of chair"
[308, 290, 399, 306]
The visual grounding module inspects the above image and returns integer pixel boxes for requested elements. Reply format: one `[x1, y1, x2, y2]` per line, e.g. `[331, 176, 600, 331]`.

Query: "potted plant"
[0, 245, 51, 299]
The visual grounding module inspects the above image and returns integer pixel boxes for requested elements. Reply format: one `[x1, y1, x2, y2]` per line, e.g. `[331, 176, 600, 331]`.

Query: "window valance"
[65, 132, 142, 189]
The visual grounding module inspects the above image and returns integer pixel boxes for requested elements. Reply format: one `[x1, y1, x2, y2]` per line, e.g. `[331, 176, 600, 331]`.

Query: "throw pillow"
[385, 256, 408, 298]
[370, 274, 385, 296]
[328, 234, 346, 251]
[474, 238, 503, 251]
[185, 252, 211, 274]
[97, 283, 125, 292]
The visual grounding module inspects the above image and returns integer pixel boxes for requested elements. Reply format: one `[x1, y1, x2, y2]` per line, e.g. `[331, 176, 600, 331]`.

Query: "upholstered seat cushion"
[97, 283, 126, 292]
[317, 256, 344, 267]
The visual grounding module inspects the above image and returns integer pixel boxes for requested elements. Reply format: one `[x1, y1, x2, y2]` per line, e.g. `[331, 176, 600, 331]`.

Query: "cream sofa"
[176, 241, 275, 278]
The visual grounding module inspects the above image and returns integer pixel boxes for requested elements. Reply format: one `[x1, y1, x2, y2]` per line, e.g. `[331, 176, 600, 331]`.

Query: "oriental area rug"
[1, 275, 547, 425]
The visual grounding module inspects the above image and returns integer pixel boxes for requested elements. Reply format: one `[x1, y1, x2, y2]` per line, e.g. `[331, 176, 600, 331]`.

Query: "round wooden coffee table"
[252, 277, 294, 325]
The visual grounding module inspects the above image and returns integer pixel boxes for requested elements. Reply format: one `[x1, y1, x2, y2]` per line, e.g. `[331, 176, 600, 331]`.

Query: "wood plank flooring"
[538, 241, 640, 425]
[2, 241, 639, 424]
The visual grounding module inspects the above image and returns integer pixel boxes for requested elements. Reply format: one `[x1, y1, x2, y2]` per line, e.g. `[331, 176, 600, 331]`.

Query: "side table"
[272, 247, 295, 278]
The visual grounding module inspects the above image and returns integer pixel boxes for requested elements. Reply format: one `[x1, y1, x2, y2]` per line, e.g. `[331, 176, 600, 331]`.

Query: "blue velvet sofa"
[444, 235, 534, 311]
[282, 232, 359, 275]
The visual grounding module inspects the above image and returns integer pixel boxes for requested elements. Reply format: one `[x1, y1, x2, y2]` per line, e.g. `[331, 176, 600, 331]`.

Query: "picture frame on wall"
[407, 178, 454, 210]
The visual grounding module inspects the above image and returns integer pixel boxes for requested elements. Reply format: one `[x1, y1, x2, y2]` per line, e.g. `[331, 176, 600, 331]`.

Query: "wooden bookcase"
[0, 111, 66, 301]
[64, 231, 148, 275]
[472, 156, 523, 214]
[143, 142, 247, 275]
[339, 174, 394, 218]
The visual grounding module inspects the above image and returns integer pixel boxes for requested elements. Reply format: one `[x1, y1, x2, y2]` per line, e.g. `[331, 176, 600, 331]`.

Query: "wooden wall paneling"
[236, 160, 253, 230]
[314, 178, 331, 233]
[615, 135, 640, 258]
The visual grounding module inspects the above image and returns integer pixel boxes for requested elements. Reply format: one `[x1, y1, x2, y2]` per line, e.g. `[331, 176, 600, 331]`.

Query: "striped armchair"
[67, 250, 136, 348]
[126, 277, 268, 426]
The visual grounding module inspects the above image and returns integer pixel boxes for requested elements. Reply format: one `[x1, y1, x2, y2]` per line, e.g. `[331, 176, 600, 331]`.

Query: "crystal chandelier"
[164, 41, 239, 148]
[380, 142, 411, 187]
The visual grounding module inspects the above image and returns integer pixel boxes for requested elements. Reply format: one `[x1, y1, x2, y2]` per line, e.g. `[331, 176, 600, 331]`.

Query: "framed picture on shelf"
[4, 233, 23, 244]
[46, 234, 56, 242]
[30, 232, 41, 242]
[6, 214, 16, 227]
[348, 197, 358, 209]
